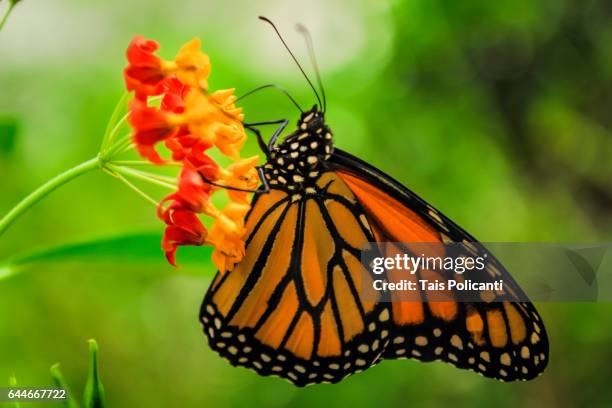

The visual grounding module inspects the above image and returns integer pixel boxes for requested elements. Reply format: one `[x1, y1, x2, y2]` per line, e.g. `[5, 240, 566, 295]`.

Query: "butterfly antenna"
[295, 23, 326, 113]
[236, 83, 304, 113]
[258, 16, 323, 111]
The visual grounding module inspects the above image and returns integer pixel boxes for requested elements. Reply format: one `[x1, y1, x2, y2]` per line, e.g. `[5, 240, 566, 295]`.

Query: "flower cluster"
[124, 36, 259, 271]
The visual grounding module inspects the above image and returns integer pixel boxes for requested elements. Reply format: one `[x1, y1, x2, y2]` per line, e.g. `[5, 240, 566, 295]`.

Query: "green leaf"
[0, 231, 213, 281]
[83, 340, 106, 408]
[0, 115, 18, 155]
[50, 364, 80, 408]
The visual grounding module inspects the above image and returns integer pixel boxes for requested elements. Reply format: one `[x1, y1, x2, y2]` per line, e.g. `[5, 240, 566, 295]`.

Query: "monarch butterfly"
[199, 17, 548, 386]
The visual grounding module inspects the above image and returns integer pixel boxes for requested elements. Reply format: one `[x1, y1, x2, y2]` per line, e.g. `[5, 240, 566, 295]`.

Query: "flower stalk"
[105, 164, 177, 189]
[99, 92, 130, 153]
[0, 0, 19, 32]
[0, 158, 100, 236]
[0, 96, 175, 237]
[102, 168, 160, 207]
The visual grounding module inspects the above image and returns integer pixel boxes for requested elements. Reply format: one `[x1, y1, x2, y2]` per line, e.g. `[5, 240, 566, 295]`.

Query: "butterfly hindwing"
[330, 148, 549, 381]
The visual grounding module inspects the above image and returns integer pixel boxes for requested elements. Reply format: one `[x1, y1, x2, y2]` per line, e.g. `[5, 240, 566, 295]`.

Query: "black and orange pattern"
[332, 150, 548, 382]
[200, 106, 548, 386]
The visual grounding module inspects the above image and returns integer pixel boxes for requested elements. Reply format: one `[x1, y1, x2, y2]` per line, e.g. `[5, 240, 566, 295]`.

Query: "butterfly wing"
[330, 148, 549, 381]
[200, 173, 392, 386]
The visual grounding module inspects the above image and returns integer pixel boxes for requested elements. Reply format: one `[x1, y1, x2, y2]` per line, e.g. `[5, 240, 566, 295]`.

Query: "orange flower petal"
[175, 38, 211, 89]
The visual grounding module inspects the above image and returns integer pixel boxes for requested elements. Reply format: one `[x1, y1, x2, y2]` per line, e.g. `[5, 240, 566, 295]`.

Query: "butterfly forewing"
[201, 172, 392, 386]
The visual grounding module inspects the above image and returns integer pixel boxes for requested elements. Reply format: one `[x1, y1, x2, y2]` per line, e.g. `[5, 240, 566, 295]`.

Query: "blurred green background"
[1, 0, 611, 406]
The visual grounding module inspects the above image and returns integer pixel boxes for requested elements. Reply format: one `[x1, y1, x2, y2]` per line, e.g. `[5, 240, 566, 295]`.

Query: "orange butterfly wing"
[201, 146, 549, 384]
[201, 173, 391, 386]
[331, 149, 549, 381]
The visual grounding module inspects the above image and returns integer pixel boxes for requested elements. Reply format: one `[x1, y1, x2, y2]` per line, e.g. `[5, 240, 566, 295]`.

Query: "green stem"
[8, 374, 21, 408]
[106, 164, 176, 190]
[109, 160, 181, 167]
[0, 2, 16, 32]
[118, 142, 135, 154]
[106, 114, 129, 147]
[100, 92, 129, 153]
[102, 134, 132, 158]
[103, 168, 159, 206]
[115, 167, 176, 184]
[0, 158, 100, 237]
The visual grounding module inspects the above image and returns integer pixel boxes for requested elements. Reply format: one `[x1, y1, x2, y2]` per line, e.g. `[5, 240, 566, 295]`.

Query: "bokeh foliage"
[1, 0, 611, 406]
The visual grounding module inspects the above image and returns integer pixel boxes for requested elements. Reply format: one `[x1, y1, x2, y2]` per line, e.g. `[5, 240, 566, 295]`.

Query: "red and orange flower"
[124, 35, 259, 272]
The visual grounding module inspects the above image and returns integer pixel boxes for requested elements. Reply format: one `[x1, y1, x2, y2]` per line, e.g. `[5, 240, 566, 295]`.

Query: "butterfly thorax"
[262, 106, 333, 192]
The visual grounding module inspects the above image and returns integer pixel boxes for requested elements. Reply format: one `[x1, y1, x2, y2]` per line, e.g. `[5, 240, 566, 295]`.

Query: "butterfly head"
[281, 104, 333, 157]
[297, 105, 325, 131]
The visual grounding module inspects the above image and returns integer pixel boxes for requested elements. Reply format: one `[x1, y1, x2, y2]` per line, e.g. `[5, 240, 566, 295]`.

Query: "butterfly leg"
[255, 166, 270, 194]
[266, 119, 289, 149]
[245, 119, 289, 153]
[244, 125, 269, 155]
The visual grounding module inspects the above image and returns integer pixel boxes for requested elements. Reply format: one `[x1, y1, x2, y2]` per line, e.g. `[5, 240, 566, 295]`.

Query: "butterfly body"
[263, 107, 334, 191]
[200, 105, 549, 386]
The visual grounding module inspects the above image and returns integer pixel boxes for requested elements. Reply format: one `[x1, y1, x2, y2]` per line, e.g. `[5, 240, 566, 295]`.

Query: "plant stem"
[103, 168, 159, 206]
[118, 142, 135, 154]
[109, 160, 181, 167]
[102, 134, 132, 158]
[106, 114, 129, 147]
[0, 158, 100, 236]
[100, 92, 129, 153]
[116, 167, 176, 184]
[0, 2, 16, 32]
[106, 164, 176, 190]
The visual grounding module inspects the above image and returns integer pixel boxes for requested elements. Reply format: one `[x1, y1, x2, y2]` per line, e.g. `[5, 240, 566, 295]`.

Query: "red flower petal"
[160, 208, 207, 266]
[124, 36, 166, 98]
[126, 36, 160, 66]
[161, 77, 189, 113]
[129, 99, 178, 163]
[164, 125, 199, 162]
[186, 143, 219, 181]
[175, 167, 214, 212]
